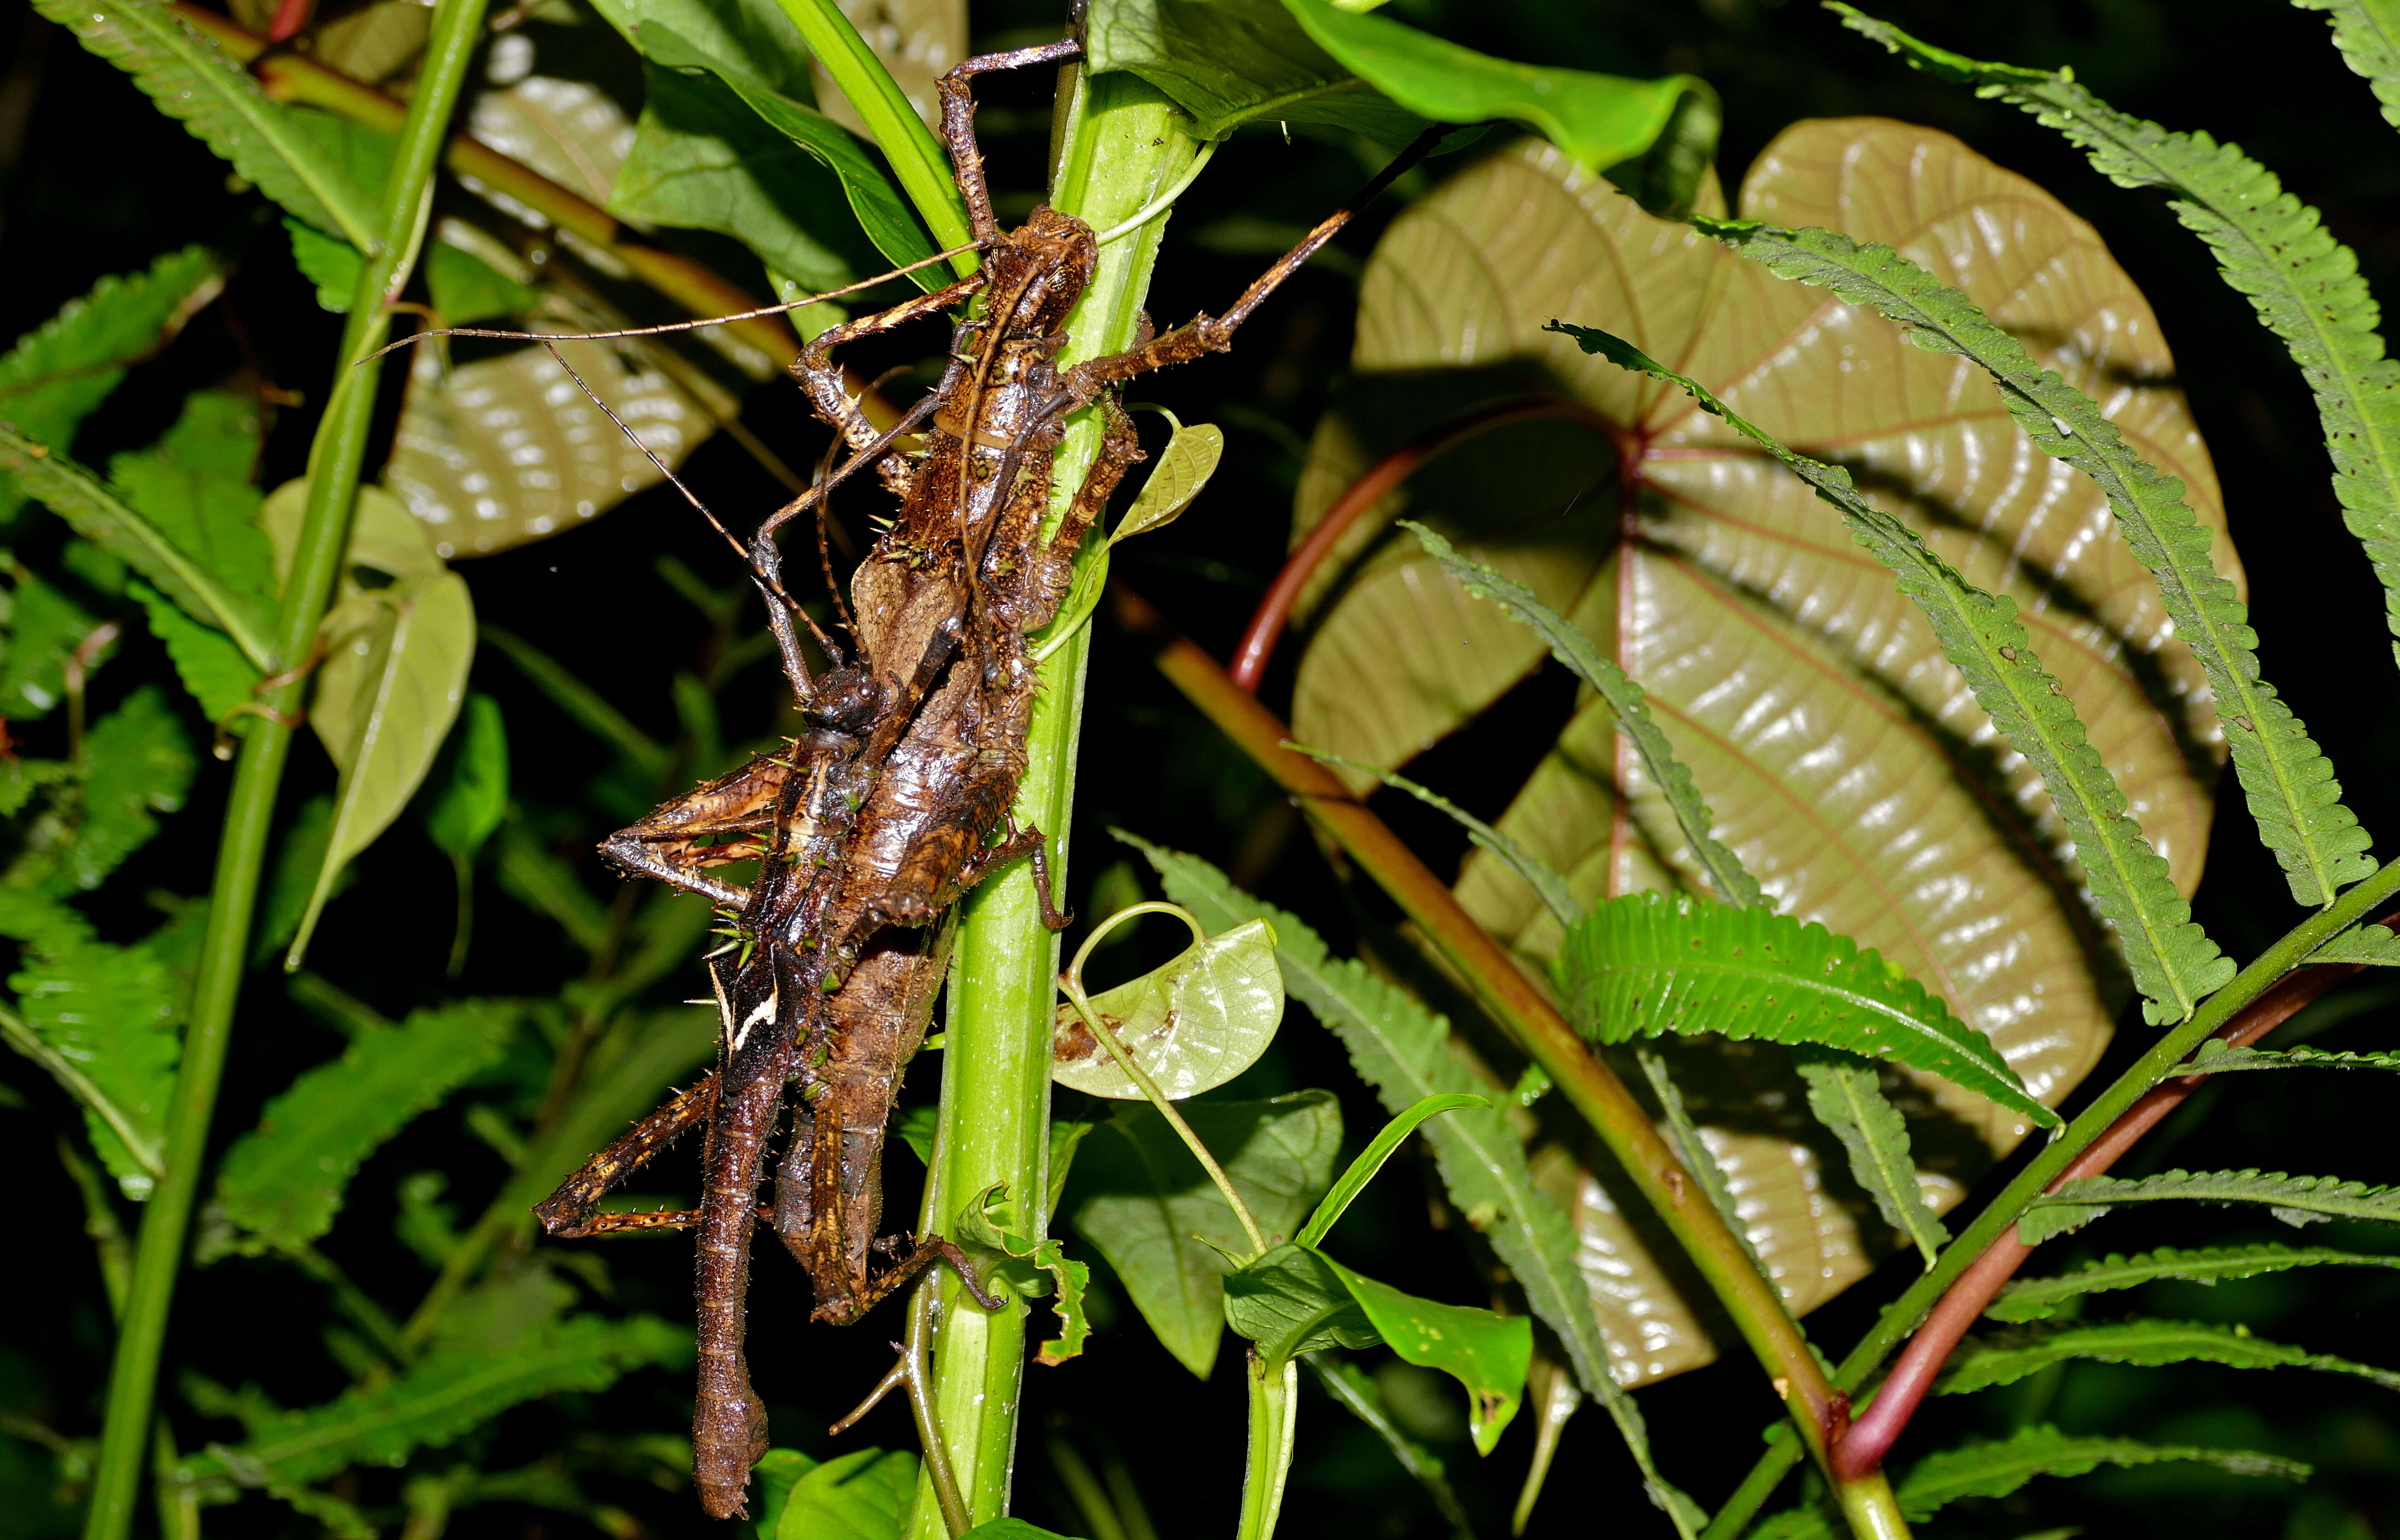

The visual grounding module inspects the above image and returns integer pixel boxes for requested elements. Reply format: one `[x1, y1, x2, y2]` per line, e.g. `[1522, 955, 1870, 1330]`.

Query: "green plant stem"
[906, 68, 1199, 1539]
[1700, 854, 2400, 1536]
[78, 2, 488, 1532]
[1234, 1352, 1300, 1540]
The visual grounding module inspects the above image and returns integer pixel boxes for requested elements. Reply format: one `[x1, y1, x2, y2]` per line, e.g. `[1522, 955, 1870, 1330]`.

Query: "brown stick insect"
[458, 35, 1443, 1518]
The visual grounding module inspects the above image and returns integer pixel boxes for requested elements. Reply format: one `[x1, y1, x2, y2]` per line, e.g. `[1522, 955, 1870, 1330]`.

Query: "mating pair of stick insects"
[483, 35, 1440, 1518]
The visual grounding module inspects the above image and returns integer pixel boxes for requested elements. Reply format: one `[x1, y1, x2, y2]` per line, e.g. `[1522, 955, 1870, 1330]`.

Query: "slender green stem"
[902, 1278, 972, 1537]
[1702, 854, 2400, 1538]
[78, 2, 489, 1531]
[906, 67, 1201, 1539]
[1233, 1352, 1300, 1540]
[1062, 904, 1269, 1254]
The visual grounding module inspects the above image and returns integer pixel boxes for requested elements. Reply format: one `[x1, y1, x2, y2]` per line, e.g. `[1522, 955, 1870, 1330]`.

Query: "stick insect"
[499, 35, 1440, 1518]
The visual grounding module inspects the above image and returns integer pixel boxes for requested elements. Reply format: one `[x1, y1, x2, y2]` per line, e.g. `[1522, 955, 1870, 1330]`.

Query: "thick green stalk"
[905, 69, 1199, 1537]
[1233, 1354, 1299, 1540]
[1702, 852, 2400, 1536]
[78, 1, 487, 1533]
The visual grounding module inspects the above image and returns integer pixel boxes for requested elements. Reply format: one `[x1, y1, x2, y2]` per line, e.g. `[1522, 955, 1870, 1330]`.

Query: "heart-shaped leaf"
[1051, 916, 1283, 1100]
[1293, 119, 2233, 1381]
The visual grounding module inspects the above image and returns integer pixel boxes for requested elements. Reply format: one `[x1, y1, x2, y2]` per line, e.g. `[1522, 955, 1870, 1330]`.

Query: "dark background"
[5, 0, 2400, 1535]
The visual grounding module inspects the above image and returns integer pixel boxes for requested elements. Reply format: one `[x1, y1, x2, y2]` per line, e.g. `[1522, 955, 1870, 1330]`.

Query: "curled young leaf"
[954, 1181, 1092, 1366]
[1051, 916, 1283, 1100]
[1294, 1091, 1485, 1249]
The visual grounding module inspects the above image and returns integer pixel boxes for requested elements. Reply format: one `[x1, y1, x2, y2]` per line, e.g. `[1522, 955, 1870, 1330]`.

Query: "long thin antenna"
[359, 240, 990, 365]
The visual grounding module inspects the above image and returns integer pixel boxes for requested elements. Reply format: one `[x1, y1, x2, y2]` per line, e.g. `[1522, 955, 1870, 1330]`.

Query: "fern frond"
[1549, 323, 2232, 1025]
[1690, 214, 2375, 909]
[185, 1314, 687, 1485]
[1894, 1424, 2308, 1519]
[1563, 890, 2058, 1128]
[1990, 1244, 2400, 1321]
[2296, 1, 2400, 127]
[56, 688, 196, 895]
[0, 888, 177, 1195]
[1120, 832, 1706, 1538]
[32, 0, 378, 249]
[1942, 1317, 2400, 1396]
[1292, 743, 1584, 929]
[2186, 1040, 2400, 1072]
[1636, 1049, 1769, 1280]
[1841, 4, 2400, 682]
[2023, 1168, 2400, 1245]
[1402, 521, 1766, 911]
[1795, 1051, 1949, 1268]
[2310, 921, 2400, 963]
[0, 247, 221, 521]
[214, 1001, 518, 1255]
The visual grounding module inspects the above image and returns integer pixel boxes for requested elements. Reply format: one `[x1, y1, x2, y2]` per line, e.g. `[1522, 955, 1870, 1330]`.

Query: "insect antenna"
[758, 390, 942, 543]
[807, 433, 859, 645]
[357, 240, 993, 365]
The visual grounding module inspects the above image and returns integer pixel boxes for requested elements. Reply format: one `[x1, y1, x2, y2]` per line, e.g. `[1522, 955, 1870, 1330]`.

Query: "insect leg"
[534, 1075, 717, 1237]
[959, 818, 1074, 931]
[934, 38, 1084, 242]
[1061, 123, 1449, 402]
[794, 272, 986, 479]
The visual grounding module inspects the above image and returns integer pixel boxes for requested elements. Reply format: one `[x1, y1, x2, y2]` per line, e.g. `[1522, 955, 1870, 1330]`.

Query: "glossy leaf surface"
[1112, 419, 1225, 544]
[1051, 916, 1283, 1100]
[1221, 1242, 1378, 1364]
[1293, 119, 2233, 1379]
[775, 1447, 919, 1540]
[1320, 1255, 1532, 1455]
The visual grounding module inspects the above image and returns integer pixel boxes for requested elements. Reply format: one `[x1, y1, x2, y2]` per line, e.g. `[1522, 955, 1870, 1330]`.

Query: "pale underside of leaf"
[2310, 921, 2400, 963]
[2299, 0, 2400, 127]
[1293, 121, 2231, 1382]
[1700, 213, 2372, 908]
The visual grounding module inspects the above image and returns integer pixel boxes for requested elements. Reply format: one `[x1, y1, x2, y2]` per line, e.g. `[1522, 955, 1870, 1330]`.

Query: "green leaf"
[1563, 890, 2057, 1128]
[959, 1522, 1086, 1540]
[289, 570, 476, 968]
[1295, 1092, 1485, 1248]
[954, 1183, 1091, 1366]
[1318, 1255, 1532, 1455]
[1990, 1245, 2400, 1323]
[1891, 1424, 2309, 1521]
[774, 1447, 919, 1540]
[633, 23, 939, 288]
[1795, 1052, 1948, 1268]
[0, 889, 178, 1197]
[32, 0, 379, 248]
[1548, 322, 2238, 1030]
[2311, 922, 2400, 964]
[611, 64, 878, 297]
[1279, 0, 1716, 181]
[2024, 1169, 2400, 1245]
[256, 796, 340, 964]
[1842, 4, 2400, 674]
[752, 1448, 820, 1540]
[1691, 213, 2375, 909]
[286, 217, 363, 313]
[1119, 835, 1706, 1536]
[1067, 1091, 1342, 1379]
[2298, 0, 2400, 127]
[52, 686, 197, 894]
[583, 0, 817, 99]
[422, 692, 509, 861]
[1112, 420, 1225, 545]
[0, 563, 102, 720]
[1405, 521, 1763, 910]
[1294, 746, 1581, 930]
[0, 428, 276, 668]
[184, 1314, 688, 1486]
[494, 822, 613, 954]
[1942, 1318, 2400, 1397]
[1222, 1241, 1380, 1366]
[0, 246, 221, 520]
[1051, 916, 1284, 1100]
[108, 386, 276, 610]
[425, 239, 538, 327]
[1087, 0, 1428, 146]
[213, 1001, 517, 1254]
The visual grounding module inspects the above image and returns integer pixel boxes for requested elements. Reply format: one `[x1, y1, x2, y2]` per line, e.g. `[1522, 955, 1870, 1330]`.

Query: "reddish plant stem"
[263, 0, 312, 42]
[1830, 936, 2390, 1480]
[1228, 396, 1617, 691]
